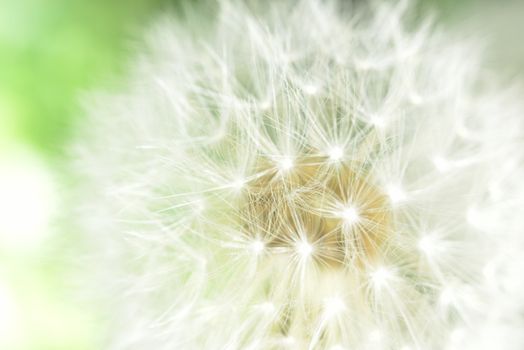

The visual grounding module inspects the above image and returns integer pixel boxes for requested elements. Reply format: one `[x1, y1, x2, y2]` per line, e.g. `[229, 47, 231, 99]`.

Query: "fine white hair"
[75, 1, 524, 349]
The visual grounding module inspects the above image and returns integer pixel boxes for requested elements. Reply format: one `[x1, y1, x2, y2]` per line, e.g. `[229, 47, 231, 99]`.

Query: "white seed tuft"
[75, 0, 524, 349]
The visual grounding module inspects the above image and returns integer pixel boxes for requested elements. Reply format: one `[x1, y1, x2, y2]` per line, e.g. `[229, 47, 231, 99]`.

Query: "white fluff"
[75, 1, 524, 349]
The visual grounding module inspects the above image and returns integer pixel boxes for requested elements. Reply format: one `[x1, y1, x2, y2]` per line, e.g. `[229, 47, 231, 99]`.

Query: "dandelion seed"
[255, 301, 275, 315]
[251, 239, 265, 255]
[329, 345, 345, 350]
[369, 329, 385, 343]
[439, 286, 456, 307]
[323, 296, 346, 318]
[418, 234, 441, 257]
[303, 83, 320, 95]
[370, 267, 394, 290]
[230, 177, 245, 190]
[277, 156, 294, 172]
[281, 336, 296, 346]
[296, 240, 314, 258]
[339, 206, 360, 225]
[386, 184, 407, 204]
[192, 197, 206, 214]
[329, 344, 345, 350]
[328, 146, 344, 161]
[371, 116, 386, 129]
[433, 155, 451, 173]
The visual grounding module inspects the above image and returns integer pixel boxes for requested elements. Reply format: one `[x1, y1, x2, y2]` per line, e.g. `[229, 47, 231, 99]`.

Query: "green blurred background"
[0, 1, 174, 349]
[0, 0, 521, 349]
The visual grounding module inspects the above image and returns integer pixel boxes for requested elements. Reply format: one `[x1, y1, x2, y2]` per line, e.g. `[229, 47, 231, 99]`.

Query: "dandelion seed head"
[75, 0, 524, 348]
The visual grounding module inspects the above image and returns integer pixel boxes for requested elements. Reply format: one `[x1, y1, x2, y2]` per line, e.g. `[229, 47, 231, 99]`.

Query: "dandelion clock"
[74, 1, 524, 349]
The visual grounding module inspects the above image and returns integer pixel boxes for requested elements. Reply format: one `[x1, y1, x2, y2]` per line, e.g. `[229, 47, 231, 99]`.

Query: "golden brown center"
[242, 154, 392, 268]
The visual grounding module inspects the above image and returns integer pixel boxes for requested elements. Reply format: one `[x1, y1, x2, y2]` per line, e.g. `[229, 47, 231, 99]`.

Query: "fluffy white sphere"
[76, 1, 524, 349]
